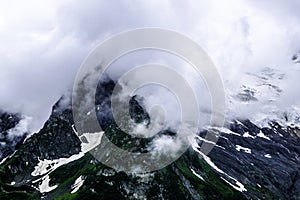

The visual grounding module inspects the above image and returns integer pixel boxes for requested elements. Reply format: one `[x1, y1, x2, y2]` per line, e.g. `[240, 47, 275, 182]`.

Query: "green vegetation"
[0, 117, 248, 200]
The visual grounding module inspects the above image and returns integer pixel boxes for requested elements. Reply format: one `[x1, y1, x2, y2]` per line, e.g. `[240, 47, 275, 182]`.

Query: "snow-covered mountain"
[227, 66, 300, 129]
[0, 65, 299, 199]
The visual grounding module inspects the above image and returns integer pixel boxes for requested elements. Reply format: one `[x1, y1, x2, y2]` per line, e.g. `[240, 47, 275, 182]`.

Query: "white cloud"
[0, 0, 299, 132]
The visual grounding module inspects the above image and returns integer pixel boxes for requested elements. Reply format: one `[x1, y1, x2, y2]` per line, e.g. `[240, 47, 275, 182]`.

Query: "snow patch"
[72, 124, 104, 152]
[0, 155, 9, 165]
[264, 154, 272, 158]
[31, 153, 85, 177]
[71, 176, 85, 194]
[235, 145, 251, 154]
[0, 150, 17, 165]
[39, 175, 58, 193]
[243, 132, 255, 139]
[209, 126, 241, 136]
[257, 130, 271, 140]
[221, 177, 247, 192]
[195, 135, 224, 149]
[191, 168, 204, 181]
[242, 130, 270, 141]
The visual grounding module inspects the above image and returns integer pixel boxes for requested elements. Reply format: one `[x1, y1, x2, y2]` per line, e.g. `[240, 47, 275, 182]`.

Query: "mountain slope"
[0, 95, 245, 200]
[0, 77, 299, 199]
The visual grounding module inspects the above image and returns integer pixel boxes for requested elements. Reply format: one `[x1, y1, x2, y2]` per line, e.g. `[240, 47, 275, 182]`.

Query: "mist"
[0, 0, 300, 134]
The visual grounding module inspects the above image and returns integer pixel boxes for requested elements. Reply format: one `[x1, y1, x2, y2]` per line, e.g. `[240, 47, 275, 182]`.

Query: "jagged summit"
[0, 76, 299, 199]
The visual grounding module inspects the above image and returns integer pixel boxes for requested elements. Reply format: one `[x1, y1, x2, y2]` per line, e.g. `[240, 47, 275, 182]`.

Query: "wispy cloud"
[0, 0, 299, 132]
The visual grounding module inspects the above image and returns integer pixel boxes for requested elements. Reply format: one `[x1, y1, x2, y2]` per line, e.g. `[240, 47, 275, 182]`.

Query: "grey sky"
[0, 0, 299, 132]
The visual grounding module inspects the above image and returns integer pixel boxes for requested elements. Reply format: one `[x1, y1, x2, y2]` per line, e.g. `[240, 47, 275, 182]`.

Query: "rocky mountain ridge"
[0, 76, 299, 199]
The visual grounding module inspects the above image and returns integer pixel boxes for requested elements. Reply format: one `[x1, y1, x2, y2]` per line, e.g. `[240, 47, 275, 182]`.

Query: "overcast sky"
[0, 0, 299, 132]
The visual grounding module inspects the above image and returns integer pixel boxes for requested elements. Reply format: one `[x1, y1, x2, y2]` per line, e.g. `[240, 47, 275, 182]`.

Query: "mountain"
[0, 75, 299, 199]
[0, 111, 29, 162]
[0, 81, 244, 200]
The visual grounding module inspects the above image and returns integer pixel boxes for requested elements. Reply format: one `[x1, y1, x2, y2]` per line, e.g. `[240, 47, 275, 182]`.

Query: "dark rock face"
[94, 78, 151, 130]
[129, 95, 150, 125]
[207, 119, 300, 199]
[95, 78, 115, 131]
[235, 87, 258, 102]
[33, 99, 82, 160]
[292, 52, 300, 64]
[0, 79, 245, 200]
[0, 111, 27, 161]
[0, 99, 82, 199]
[0, 78, 299, 199]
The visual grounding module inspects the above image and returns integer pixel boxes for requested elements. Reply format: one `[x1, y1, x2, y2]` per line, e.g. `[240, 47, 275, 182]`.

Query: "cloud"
[0, 0, 299, 133]
[7, 116, 32, 139]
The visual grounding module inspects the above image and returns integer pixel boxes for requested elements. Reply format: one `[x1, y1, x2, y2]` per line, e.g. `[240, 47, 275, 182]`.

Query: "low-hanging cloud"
[0, 0, 300, 133]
